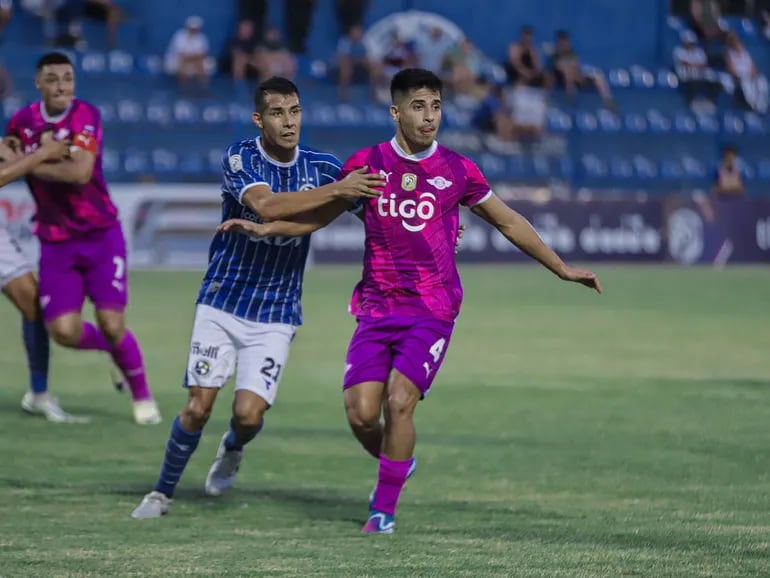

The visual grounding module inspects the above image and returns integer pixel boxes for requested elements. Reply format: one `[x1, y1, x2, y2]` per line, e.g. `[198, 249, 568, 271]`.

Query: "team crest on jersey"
[427, 176, 453, 190]
[401, 173, 417, 191]
[299, 183, 316, 191]
[229, 154, 243, 172]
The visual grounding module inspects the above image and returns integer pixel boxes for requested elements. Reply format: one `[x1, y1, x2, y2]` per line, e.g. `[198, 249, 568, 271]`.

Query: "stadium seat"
[581, 154, 608, 177]
[477, 153, 507, 179]
[597, 110, 621, 132]
[117, 99, 145, 123]
[179, 153, 206, 176]
[682, 156, 708, 179]
[674, 112, 697, 133]
[657, 69, 679, 90]
[608, 68, 630, 88]
[80, 52, 107, 74]
[173, 100, 201, 123]
[610, 157, 634, 178]
[151, 149, 179, 173]
[202, 104, 229, 125]
[660, 159, 684, 179]
[624, 113, 648, 133]
[101, 148, 121, 175]
[630, 65, 655, 89]
[137, 55, 163, 76]
[647, 109, 672, 133]
[123, 150, 150, 175]
[146, 103, 172, 126]
[532, 155, 550, 177]
[756, 160, 770, 180]
[695, 114, 719, 133]
[575, 111, 598, 132]
[744, 112, 766, 135]
[546, 108, 572, 132]
[632, 155, 658, 178]
[723, 113, 745, 135]
[108, 51, 135, 75]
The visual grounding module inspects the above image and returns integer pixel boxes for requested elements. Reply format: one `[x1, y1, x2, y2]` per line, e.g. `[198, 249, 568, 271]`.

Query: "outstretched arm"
[241, 167, 383, 222]
[218, 198, 355, 238]
[471, 194, 602, 293]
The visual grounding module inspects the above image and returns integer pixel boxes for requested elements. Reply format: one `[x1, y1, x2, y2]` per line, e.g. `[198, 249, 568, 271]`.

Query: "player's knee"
[182, 396, 213, 429]
[97, 315, 125, 345]
[47, 317, 82, 347]
[345, 397, 380, 430]
[232, 395, 268, 429]
[3, 273, 39, 321]
[384, 383, 420, 420]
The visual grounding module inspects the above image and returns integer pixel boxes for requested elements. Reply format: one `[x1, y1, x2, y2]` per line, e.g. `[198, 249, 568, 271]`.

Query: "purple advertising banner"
[312, 198, 770, 264]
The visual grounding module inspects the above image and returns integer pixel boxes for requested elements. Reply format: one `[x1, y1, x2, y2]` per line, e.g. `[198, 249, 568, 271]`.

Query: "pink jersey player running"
[219, 68, 602, 533]
[5, 52, 161, 425]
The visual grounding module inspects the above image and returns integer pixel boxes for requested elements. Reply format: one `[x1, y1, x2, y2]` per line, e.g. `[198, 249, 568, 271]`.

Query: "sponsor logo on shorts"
[194, 359, 211, 376]
[191, 342, 219, 359]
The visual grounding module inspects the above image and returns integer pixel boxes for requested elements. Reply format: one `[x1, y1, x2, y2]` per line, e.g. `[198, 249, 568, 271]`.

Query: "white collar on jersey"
[256, 136, 298, 167]
[389, 137, 438, 161]
[39, 100, 73, 123]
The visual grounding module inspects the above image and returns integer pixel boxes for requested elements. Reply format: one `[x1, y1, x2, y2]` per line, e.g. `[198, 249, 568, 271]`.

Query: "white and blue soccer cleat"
[131, 491, 171, 519]
[21, 392, 90, 424]
[362, 510, 395, 534]
[369, 456, 417, 508]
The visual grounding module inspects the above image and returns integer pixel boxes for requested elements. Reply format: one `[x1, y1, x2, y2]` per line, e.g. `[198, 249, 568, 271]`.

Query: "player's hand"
[454, 224, 466, 254]
[3, 136, 22, 155]
[0, 139, 20, 162]
[559, 266, 602, 294]
[336, 166, 385, 201]
[38, 131, 71, 160]
[217, 218, 270, 237]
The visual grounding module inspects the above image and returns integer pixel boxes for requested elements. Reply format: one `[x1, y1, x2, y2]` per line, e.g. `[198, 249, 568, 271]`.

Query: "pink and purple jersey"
[340, 138, 493, 321]
[6, 99, 118, 242]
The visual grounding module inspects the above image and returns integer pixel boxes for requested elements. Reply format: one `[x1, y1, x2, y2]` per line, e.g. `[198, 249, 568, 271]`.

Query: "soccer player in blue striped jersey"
[131, 77, 384, 519]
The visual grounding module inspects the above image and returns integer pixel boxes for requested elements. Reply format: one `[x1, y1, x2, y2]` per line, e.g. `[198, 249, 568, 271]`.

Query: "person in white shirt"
[725, 30, 768, 114]
[165, 16, 211, 94]
[673, 30, 719, 111]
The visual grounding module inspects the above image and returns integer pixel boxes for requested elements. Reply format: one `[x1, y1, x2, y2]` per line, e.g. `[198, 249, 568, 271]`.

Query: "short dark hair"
[556, 29, 569, 39]
[255, 76, 300, 112]
[390, 68, 442, 104]
[36, 52, 73, 71]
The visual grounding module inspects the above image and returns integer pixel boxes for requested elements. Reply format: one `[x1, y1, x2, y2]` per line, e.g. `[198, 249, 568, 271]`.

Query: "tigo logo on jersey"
[377, 192, 437, 232]
[401, 173, 417, 191]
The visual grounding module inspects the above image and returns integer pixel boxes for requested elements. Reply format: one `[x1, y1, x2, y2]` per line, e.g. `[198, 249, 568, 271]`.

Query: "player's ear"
[389, 105, 399, 123]
[252, 112, 263, 130]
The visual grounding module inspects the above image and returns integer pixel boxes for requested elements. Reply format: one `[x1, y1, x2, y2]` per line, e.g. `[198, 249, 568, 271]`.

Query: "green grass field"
[1, 265, 769, 577]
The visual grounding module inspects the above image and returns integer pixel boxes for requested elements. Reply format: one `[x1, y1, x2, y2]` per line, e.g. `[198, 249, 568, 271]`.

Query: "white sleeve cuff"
[468, 189, 494, 207]
[237, 181, 270, 204]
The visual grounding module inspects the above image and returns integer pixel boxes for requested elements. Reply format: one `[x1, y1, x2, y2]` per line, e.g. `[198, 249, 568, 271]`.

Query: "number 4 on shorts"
[429, 338, 446, 363]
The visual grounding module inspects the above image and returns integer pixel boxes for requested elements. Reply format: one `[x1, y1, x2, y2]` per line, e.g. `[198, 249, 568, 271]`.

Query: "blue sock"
[22, 318, 49, 395]
[154, 416, 202, 498]
[224, 416, 263, 451]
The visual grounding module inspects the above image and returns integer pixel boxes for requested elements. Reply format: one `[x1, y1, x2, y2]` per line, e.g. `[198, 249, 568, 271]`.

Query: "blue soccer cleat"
[369, 456, 417, 509]
[362, 510, 395, 534]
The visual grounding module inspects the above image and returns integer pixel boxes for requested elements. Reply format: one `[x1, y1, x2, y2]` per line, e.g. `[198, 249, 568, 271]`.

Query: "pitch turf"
[1, 265, 769, 577]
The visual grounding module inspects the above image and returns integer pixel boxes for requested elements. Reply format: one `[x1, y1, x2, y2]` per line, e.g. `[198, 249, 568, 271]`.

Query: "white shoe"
[133, 399, 162, 425]
[21, 392, 90, 424]
[204, 432, 243, 497]
[131, 491, 171, 519]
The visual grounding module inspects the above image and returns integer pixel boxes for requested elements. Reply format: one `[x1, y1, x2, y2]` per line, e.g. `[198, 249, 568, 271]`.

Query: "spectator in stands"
[472, 78, 515, 142]
[336, 24, 373, 102]
[550, 30, 615, 111]
[673, 30, 719, 113]
[690, 0, 725, 43]
[82, 0, 123, 50]
[416, 26, 453, 77]
[0, 0, 12, 38]
[285, 0, 316, 54]
[165, 16, 211, 95]
[713, 145, 745, 197]
[238, 0, 266, 44]
[255, 27, 296, 81]
[725, 30, 769, 113]
[223, 20, 259, 95]
[442, 37, 487, 99]
[372, 31, 417, 101]
[505, 26, 548, 89]
[336, 0, 369, 36]
[0, 61, 12, 97]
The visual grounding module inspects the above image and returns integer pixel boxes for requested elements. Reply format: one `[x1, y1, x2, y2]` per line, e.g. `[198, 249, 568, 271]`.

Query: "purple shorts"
[38, 223, 128, 323]
[343, 315, 455, 396]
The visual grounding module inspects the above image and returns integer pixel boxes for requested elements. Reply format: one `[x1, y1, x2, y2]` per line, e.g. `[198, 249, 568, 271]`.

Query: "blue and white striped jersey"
[197, 137, 342, 325]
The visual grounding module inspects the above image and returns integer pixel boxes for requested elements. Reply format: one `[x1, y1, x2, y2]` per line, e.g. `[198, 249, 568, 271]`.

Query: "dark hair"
[255, 76, 300, 112]
[390, 68, 442, 104]
[723, 145, 737, 154]
[556, 29, 569, 39]
[36, 52, 73, 71]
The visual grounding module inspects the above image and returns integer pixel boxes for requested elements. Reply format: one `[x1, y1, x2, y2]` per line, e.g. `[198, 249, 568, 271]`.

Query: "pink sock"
[78, 322, 111, 351]
[111, 330, 152, 402]
[372, 456, 412, 516]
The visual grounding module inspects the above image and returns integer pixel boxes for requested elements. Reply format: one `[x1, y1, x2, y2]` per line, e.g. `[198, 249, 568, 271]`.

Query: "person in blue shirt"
[131, 76, 384, 519]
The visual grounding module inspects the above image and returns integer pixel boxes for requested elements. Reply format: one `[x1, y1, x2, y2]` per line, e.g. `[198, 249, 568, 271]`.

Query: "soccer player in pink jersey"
[5, 52, 161, 425]
[219, 68, 601, 533]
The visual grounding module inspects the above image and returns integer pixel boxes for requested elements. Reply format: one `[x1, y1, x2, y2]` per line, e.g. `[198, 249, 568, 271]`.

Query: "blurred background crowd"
[0, 0, 769, 199]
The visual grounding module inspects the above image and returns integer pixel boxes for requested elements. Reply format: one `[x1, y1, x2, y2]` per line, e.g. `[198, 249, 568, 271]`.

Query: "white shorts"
[0, 225, 33, 290]
[184, 304, 296, 406]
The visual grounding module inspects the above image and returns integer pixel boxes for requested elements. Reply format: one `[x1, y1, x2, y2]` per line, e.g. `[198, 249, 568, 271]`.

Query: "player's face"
[391, 88, 442, 152]
[253, 92, 302, 151]
[35, 64, 75, 114]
